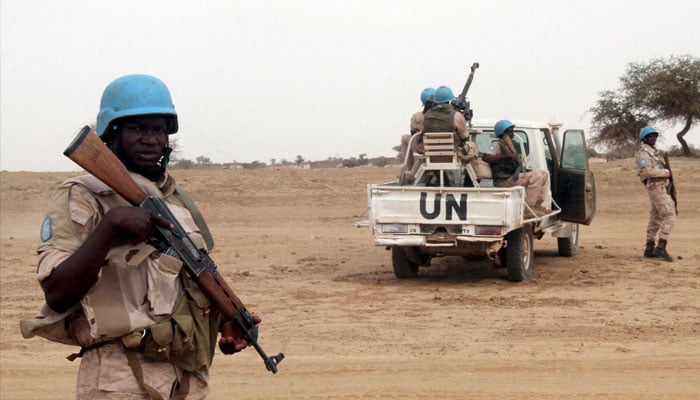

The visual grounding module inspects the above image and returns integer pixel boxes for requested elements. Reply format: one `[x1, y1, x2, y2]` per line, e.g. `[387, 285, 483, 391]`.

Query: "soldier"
[399, 87, 435, 161]
[636, 125, 675, 261]
[420, 86, 469, 186]
[422, 86, 468, 140]
[21, 74, 258, 399]
[482, 119, 550, 217]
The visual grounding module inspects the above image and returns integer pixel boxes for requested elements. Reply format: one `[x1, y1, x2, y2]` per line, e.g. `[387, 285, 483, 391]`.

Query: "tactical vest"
[22, 173, 219, 373]
[423, 103, 455, 133]
[491, 140, 516, 179]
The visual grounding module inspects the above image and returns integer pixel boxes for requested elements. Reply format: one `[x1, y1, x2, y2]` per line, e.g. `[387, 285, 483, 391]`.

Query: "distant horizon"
[2, 1, 699, 171]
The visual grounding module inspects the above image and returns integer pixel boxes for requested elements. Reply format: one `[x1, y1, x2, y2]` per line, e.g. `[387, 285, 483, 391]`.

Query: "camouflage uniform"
[485, 140, 550, 210]
[400, 111, 425, 161]
[635, 142, 675, 245]
[22, 172, 214, 399]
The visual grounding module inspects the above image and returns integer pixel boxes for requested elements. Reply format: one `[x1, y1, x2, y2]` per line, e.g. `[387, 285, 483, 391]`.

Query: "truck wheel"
[392, 247, 419, 279]
[557, 223, 579, 257]
[505, 224, 534, 282]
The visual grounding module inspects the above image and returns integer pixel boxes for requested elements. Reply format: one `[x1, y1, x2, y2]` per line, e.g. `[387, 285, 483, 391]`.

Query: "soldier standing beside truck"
[482, 119, 550, 217]
[636, 125, 675, 262]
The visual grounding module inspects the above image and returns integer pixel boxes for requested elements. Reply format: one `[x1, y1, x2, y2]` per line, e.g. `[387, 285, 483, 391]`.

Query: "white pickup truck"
[367, 119, 596, 281]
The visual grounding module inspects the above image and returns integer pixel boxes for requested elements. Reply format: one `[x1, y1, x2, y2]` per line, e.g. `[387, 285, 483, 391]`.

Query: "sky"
[1, 0, 699, 171]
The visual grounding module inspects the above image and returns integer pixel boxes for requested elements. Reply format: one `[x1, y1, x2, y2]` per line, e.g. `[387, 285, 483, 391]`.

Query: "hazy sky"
[2, 0, 699, 171]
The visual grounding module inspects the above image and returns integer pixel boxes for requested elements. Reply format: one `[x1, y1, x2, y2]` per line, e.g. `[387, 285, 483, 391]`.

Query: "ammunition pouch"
[129, 275, 220, 373]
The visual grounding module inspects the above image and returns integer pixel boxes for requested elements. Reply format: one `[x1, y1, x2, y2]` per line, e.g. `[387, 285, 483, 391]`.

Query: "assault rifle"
[663, 155, 678, 215]
[63, 126, 284, 373]
[451, 62, 479, 126]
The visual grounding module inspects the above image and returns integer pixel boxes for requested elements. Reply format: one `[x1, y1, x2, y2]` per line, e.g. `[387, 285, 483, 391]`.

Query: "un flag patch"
[40, 216, 52, 242]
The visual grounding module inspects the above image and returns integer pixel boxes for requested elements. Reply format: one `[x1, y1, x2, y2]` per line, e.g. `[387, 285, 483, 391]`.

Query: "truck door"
[555, 129, 596, 225]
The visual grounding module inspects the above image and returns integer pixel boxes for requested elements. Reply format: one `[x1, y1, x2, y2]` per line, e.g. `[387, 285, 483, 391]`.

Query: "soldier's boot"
[644, 241, 656, 258]
[653, 239, 673, 262]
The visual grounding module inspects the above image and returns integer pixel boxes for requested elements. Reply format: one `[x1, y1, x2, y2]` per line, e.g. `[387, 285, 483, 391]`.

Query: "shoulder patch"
[40, 215, 52, 242]
[489, 145, 496, 152]
[639, 159, 647, 166]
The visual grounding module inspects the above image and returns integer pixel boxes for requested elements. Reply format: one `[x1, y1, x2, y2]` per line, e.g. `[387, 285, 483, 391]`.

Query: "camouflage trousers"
[76, 342, 209, 399]
[645, 182, 676, 242]
[494, 170, 550, 208]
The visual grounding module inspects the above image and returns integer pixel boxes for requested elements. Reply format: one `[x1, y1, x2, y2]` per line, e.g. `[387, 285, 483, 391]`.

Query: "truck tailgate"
[368, 183, 526, 231]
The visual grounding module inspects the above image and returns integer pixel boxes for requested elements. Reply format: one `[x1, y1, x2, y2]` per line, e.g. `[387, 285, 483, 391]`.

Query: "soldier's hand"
[104, 206, 173, 244]
[218, 315, 262, 355]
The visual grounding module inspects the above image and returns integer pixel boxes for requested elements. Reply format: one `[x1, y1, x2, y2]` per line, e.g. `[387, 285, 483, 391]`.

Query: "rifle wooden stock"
[663, 155, 679, 215]
[63, 126, 284, 373]
[63, 126, 149, 206]
[197, 268, 246, 316]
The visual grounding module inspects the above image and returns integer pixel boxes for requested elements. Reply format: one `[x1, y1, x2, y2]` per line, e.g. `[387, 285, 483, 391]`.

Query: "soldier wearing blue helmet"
[482, 119, 551, 217]
[23, 74, 258, 398]
[400, 87, 437, 161]
[423, 86, 468, 140]
[635, 125, 675, 261]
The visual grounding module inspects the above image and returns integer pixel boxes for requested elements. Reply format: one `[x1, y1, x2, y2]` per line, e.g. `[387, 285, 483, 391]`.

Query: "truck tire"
[505, 224, 534, 282]
[392, 247, 419, 279]
[557, 223, 579, 257]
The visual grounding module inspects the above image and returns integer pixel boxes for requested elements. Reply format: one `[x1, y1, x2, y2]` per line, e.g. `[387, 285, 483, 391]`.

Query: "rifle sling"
[174, 185, 215, 251]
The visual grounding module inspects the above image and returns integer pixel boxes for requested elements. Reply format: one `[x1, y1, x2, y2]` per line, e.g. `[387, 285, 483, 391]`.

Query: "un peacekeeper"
[636, 126, 676, 261]
[20, 74, 259, 399]
[399, 87, 436, 160]
[422, 86, 468, 141]
[482, 119, 550, 217]
[417, 85, 470, 186]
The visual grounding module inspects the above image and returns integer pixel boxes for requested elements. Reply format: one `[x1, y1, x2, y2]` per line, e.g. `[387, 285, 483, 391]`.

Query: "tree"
[195, 155, 212, 165]
[590, 55, 700, 155]
[295, 155, 305, 166]
[358, 153, 368, 166]
[171, 158, 194, 169]
[372, 156, 391, 167]
[392, 145, 402, 160]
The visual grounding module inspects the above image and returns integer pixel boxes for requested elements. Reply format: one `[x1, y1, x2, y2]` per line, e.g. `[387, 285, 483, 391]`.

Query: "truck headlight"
[381, 224, 408, 233]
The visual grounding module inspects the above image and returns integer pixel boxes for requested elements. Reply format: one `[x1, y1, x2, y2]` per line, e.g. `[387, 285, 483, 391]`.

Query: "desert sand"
[1, 158, 699, 399]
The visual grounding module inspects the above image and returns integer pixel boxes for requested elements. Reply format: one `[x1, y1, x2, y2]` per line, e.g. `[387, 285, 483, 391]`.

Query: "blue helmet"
[639, 125, 658, 139]
[433, 86, 454, 104]
[494, 119, 515, 137]
[96, 74, 178, 138]
[420, 87, 436, 106]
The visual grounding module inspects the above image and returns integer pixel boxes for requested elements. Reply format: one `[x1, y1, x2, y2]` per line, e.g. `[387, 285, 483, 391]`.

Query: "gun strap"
[124, 347, 166, 400]
[124, 346, 191, 400]
[174, 185, 215, 251]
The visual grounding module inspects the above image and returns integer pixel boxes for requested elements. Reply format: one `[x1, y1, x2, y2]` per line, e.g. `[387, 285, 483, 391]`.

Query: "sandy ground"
[1, 158, 699, 399]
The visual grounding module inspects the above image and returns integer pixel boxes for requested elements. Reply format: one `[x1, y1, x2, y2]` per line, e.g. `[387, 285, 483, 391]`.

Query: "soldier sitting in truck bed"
[482, 119, 550, 217]
[421, 86, 469, 186]
[399, 87, 435, 161]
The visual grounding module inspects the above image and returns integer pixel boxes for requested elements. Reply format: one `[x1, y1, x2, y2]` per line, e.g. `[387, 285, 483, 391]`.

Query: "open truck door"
[555, 129, 596, 225]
